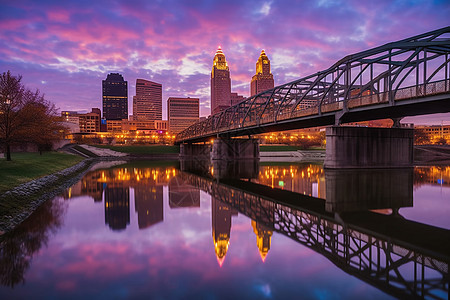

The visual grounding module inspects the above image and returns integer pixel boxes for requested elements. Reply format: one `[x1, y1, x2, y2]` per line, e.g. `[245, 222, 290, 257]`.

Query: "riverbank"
[0, 152, 84, 194]
[0, 158, 95, 234]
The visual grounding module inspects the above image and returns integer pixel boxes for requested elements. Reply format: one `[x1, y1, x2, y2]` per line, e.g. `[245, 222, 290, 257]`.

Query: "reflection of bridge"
[179, 171, 449, 299]
[177, 27, 450, 143]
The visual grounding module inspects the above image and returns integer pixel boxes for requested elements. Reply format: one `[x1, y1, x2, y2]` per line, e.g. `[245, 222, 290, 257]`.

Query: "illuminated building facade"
[79, 108, 101, 133]
[168, 97, 199, 133]
[61, 111, 79, 125]
[230, 92, 245, 106]
[102, 73, 128, 120]
[251, 50, 274, 96]
[211, 47, 231, 115]
[133, 79, 162, 121]
[415, 125, 450, 144]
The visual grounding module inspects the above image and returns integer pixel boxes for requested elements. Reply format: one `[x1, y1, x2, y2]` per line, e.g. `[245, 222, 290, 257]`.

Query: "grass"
[93, 144, 180, 154]
[0, 152, 83, 194]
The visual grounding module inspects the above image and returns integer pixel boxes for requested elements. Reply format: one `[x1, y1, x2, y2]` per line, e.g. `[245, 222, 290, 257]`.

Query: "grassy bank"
[93, 144, 180, 154]
[0, 152, 83, 194]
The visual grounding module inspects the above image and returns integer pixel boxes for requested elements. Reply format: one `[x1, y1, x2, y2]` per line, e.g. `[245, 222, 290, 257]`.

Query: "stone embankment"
[0, 159, 95, 234]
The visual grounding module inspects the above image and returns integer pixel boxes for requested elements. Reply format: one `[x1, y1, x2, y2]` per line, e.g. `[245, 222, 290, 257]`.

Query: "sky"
[0, 0, 449, 124]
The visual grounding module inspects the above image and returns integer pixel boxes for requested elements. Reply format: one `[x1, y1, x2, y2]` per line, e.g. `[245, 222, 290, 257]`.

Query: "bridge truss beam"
[176, 26, 450, 144]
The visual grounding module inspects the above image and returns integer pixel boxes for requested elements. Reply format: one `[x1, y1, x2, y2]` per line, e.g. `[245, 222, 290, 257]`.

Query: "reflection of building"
[415, 166, 450, 187]
[133, 79, 162, 121]
[252, 220, 273, 262]
[211, 47, 231, 115]
[105, 184, 130, 231]
[168, 97, 199, 133]
[168, 176, 200, 208]
[257, 165, 325, 198]
[81, 171, 103, 202]
[62, 170, 104, 201]
[251, 50, 274, 96]
[212, 198, 234, 266]
[134, 186, 163, 229]
[103, 73, 128, 120]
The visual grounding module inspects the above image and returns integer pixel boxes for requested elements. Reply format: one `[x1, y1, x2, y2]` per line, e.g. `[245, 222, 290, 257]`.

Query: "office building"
[102, 73, 128, 120]
[168, 97, 199, 133]
[133, 79, 162, 121]
[251, 50, 274, 96]
[211, 47, 231, 115]
[230, 92, 245, 106]
[79, 108, 101, 133]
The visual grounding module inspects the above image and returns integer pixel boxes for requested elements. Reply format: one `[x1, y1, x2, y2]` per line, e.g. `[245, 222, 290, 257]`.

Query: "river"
[0, 160, 448, 299]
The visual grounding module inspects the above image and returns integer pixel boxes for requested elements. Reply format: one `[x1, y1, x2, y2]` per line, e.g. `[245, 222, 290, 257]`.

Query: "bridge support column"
[179, 143, 211, 158]
[211, 138, 259, 160]
[324, 126, 414, 169]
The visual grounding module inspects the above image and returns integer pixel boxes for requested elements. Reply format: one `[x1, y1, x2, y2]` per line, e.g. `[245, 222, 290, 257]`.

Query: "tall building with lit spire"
[211, 47, 231, 115]
[251, 50, 274, 96]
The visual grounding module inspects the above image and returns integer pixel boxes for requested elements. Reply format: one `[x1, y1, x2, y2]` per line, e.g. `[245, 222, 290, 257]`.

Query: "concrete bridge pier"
[211, 138, 259, 161]
[324, 126, 414, 169]
[179, 143, 212, 159]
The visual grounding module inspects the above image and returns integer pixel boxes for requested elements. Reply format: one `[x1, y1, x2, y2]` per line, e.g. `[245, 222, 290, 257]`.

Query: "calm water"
[0, 160, 449, 299]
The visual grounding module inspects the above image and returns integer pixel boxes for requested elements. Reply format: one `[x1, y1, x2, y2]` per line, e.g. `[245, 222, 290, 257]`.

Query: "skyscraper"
[167, 97, 199, 133]
[102, 73, 128, 120]
[133, 79, 162, 121]
[211, 47, 231, 115]
[251, 50, 274, 96]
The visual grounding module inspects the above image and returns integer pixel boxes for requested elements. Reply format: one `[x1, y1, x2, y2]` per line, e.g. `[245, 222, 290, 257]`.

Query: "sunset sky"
[0, 0, 449, 124]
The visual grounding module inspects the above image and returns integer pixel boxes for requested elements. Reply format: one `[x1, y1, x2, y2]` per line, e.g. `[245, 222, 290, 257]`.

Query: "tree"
[0, 71, 62, 160]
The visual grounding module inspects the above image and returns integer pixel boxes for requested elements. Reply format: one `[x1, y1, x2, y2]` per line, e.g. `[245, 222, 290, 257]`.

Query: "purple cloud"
[0, 0, 449, 123]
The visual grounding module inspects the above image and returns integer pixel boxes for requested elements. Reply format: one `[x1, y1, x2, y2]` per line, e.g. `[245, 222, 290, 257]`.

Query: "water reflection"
[324, 168, 413, 213]
[169, 176, 200, 208]
[179, 169, 449, 300]
[62, 164, 182, 231]
[0, 198, 66, 287]
[252, 221, 273, 262]
[0, 161, 448, 299]
[415, 166, 450, 187]
[211, 198, 237, 266]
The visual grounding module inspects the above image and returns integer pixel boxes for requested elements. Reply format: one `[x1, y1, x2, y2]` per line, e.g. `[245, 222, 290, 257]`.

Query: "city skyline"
[0, 0, 449, 124]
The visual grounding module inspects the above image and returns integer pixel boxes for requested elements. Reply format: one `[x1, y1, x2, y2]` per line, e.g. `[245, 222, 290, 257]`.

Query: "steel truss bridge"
[179, 171, 449, 299]
[176, 27, 450, 144]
